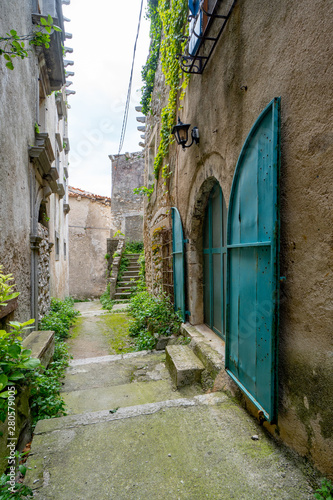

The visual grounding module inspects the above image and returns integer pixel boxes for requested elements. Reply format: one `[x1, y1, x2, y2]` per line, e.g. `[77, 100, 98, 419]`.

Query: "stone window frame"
[55, 231, 60, 261]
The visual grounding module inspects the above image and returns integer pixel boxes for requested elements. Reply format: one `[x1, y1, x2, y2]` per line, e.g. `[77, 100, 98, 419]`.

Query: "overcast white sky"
[62, 0, 150, 197]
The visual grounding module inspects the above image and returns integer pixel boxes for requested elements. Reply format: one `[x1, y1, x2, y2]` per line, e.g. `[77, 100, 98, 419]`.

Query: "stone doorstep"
[166, 345, 205, 388]
[22, 330, 55, 368]
[180, 323, 225, 380]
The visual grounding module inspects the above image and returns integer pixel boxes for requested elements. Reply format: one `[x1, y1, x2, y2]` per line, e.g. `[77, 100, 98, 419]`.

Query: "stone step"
[114, 292, 132, 299]
[166, 345, 205, 388]
[116, 286, 133, 293]
[117, 279, 139, 286]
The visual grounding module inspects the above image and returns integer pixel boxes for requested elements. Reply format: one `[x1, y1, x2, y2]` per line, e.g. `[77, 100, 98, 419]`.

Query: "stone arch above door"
[184, 155, 228, 327]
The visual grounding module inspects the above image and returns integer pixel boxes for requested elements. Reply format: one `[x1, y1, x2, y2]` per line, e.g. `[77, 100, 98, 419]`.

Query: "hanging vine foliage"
[141, 0, 190, 180]
[141, 1, 162, 115]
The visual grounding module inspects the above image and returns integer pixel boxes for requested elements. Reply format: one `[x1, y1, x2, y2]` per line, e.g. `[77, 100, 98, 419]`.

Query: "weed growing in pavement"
[100, 284, 114, 311]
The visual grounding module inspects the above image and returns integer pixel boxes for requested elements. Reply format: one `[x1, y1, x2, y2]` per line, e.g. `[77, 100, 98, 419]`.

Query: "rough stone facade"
[37, 224, 51, 321]
[68, 187, 114, 299]
[0, 0, 71, 324]
[109, 152, 144, 242]
[143, 0, 333, 478]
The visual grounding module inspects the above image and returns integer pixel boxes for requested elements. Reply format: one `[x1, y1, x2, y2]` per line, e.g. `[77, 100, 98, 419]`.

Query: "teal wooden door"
[226, 98, 281, 422]
[203, 184, 227, 339]
[171, 207, 186, 321]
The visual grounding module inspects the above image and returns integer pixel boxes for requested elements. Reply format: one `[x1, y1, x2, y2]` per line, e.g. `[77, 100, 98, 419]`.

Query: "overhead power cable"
[117, 0, 144, 157]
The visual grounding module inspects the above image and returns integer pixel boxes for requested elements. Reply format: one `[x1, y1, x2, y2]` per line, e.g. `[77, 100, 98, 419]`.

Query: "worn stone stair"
[114, 253, 141, 302]
[166, 344, 205, 388]
[23, 304, 318, 499]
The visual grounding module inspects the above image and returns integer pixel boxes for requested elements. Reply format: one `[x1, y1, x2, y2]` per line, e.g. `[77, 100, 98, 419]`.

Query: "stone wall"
[143, 0, 333, 478]
[109, 152, 144, 242]
[0, 0, 70, 323]
[37, 223, 51, 321]
[68, 188, 114, 299]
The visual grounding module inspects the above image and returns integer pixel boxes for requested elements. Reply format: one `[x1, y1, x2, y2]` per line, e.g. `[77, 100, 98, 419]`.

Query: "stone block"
[22, 330, 55, 368]
[165, 345, 204, 388]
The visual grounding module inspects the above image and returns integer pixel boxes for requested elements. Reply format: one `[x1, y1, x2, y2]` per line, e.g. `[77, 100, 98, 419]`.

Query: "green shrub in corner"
[128, 291, 182, 350]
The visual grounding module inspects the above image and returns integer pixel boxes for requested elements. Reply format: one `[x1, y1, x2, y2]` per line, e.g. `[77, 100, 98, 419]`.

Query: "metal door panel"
[203, 183, 225, 339]
[212, 252, 222, 335]
[171, 207, 186, 321]
[226, 97, 280, 422]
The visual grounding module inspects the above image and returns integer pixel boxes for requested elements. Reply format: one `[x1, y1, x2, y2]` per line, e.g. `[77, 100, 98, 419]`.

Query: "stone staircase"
[114, 253, 141, 302]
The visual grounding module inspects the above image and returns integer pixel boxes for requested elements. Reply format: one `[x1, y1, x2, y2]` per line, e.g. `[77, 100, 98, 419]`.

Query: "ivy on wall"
[141, 0, 190, 180]
[141, 0, 162, 116]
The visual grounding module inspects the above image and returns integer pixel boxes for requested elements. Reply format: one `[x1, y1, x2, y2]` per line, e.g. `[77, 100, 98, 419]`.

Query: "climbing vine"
[141, 0, 162, 115]
[153, 0, 190, 179]
[140, 0, 190, 181]
[0, 15, 61, 70]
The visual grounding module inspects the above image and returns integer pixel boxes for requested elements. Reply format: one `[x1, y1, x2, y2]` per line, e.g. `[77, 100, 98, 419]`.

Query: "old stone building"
[109, 152, 144, 242]
[68, 187, 114, 299]
[142, 0, 333, 478]
[0, 0, 73, 325]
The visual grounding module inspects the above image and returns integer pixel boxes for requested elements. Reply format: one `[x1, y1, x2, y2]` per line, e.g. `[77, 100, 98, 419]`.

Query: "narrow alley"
[24, 302, 317, 499]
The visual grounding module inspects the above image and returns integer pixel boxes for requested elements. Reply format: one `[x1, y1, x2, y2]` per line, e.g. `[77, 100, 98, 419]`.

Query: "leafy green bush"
[124, 241, 144, 254]
[128, 291, 182, 350]
[30, 297, 79, 425]
[29, 341, 70, 426]
[0, 320, 40, 423]
[39, 297, 79, 340]
[0, 472, 32, 498]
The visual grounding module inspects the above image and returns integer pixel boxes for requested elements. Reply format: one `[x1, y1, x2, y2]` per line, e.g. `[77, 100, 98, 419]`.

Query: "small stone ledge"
[180, 323, 224, 379]
[22, 330, 55, 368]
[166, 345, 204, 388]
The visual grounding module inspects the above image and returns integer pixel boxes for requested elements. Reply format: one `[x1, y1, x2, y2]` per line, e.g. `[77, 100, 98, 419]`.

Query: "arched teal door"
[226, 98, 281, 422]
[171, 207, 186, 321]
[203, 183, 227, 339]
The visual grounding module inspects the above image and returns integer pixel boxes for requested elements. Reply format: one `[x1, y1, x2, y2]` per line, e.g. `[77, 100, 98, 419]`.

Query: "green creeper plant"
[0, 14, 62, 71]
[153, 0, 190, 179]
[141, 0, 162, 115]
[133, 185, 154, 200]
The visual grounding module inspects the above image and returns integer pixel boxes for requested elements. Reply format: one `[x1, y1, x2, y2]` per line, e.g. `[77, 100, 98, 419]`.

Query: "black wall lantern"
[172, 118, 199, 150]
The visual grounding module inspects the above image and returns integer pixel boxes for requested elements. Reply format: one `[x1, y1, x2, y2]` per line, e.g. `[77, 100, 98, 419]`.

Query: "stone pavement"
[24, 302, 317, 499]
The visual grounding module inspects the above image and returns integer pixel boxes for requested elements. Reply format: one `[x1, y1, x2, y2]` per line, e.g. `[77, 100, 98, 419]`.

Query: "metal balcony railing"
[179, 0, 237, 74]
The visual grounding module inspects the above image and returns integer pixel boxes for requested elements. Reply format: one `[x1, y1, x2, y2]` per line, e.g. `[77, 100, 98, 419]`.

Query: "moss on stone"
[69, 316, 84, 339]
[97, 314, 136, 354]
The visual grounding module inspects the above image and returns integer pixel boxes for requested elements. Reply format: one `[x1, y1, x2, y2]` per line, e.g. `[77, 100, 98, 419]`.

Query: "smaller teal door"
[171, 207, 186, 321]
[203, 183, 227, 339]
